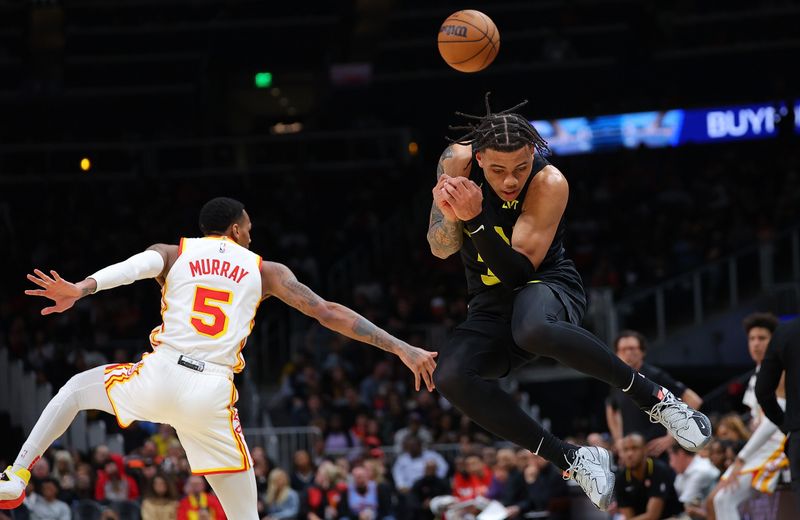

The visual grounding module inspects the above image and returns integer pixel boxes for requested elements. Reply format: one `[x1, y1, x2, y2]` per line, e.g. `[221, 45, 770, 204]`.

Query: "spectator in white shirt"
[391, 436, 448, 494]
[26, 477, 71, 520]
[393, 413, 433, 452]
[669, 443, 720, 518]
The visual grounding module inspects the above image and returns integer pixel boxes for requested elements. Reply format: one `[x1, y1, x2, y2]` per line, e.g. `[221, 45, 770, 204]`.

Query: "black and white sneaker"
[563, 446, 615, 511]
[647, 387, 712, 451]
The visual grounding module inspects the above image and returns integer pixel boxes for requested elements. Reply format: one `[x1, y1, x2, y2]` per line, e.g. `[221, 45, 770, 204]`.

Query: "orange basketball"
[438, 10, 500, 73]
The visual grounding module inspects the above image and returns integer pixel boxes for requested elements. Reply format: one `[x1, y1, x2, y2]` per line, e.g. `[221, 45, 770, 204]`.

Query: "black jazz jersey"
[458, 152, 587, 322]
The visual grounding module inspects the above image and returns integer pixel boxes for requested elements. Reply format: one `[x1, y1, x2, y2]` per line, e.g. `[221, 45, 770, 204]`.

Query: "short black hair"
[743, 312, 779, 334]
[614, 330, 648, 353]
[198, 197, 245, 236]
[449, 92, 550, 155]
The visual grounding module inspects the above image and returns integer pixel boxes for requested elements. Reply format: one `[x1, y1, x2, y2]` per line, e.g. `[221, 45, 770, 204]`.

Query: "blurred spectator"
[290, 450, 316, 492]
[95, 456, 140, 503]
[392, 413, 433, 452]
[299, 461, 347, 520]
[409, 460, 450, 520]
[263, 468, 300, 520]
[706, 439, 731, 474]
[150, 425, 179, 459]
[253, 446, 275, 495]
[668, 444, 719, 518]
[141, 473, 179, 520]
[504, 453, 569, 519]
[337, 465, 393, 520]
[26, 477, 71, 520]
[324, 414, 360, 453]
[615, 433, 683, 519]
[606, 330, 703, 457]
[452, 454, 491, 502]
[177, 475, 225, 520]
[391, 436, 448, 494]
[714, 414, 750, 444]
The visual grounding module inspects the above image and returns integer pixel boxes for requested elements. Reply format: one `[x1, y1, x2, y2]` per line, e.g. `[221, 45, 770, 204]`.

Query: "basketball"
[438, 10, 500, 73]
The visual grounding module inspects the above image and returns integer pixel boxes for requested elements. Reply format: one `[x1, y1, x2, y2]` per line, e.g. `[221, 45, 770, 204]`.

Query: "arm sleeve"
[392, 458, 409, 489]
[89, 249, 165, 292]
[465, 212, 536, 289]
[756, 327, 786, 430]
[738, 400, 785, 462]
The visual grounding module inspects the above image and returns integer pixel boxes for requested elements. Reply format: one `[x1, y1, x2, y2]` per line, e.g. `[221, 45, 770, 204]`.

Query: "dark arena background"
[1, 0, 799, 519]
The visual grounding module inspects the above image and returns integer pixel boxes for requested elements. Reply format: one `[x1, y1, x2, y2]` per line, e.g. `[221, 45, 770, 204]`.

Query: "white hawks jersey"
[150, 236, 262, 373]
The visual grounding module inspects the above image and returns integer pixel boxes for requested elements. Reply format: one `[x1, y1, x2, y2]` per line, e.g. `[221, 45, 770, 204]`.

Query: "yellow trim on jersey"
[190, 382, 250, 475]
[103, 359, 147, 429]
[150, 280, 169, 347]
[750, 437, 789, 493]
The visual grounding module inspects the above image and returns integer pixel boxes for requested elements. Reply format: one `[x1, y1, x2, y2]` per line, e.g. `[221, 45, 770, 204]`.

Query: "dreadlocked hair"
[448, 92, 550, 156]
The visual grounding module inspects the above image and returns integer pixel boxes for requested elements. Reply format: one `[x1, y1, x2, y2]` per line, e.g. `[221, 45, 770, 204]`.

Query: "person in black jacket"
[409, 460, 450, 520]
[755, 316, 800, 512]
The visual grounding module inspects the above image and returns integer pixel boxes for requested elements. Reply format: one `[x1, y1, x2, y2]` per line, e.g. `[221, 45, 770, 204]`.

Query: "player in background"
[427, 94, 711, 511]
[0, 197, 437, 519]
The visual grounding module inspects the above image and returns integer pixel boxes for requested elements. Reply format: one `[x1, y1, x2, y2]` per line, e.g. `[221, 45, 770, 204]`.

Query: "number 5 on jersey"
[191, 286, 233, 338]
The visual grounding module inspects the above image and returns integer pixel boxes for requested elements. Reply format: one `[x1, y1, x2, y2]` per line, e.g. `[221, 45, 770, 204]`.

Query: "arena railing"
[598, 225, 800, 345]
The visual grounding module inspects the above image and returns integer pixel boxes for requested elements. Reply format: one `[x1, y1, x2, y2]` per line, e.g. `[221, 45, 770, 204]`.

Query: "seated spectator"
[141, 473, 179, 520]
[299, 460, 347, 520]
[706, 439, 731, 474]
[393, 413, 433, 452]
[391, 436, 448, 494]
[323, 414, 360, 454]
[337, 466, 393, 520]
[95, 455, 140, 503]
[409, 460, 450, 520]
[668, 444, 719, 518]
[714, 414, 750, 445]
[452, 454, 491, 502]
[290, 450, 316, 492]
[26, 477, 71, 520]
[616, 433, 683, 519]
[504, 453, 569, 519]
[264, 468, 300, 520]
[177, 475, 225, 520]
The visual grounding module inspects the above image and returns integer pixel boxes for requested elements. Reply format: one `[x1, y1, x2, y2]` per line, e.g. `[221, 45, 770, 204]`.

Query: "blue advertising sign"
[532, 100, 795, 156]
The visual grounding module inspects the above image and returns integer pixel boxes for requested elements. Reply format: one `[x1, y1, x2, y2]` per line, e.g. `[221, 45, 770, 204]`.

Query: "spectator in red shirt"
[452, 454, 491, 502]
[177, 475, 226, 520]
[95, 454, 140, 502]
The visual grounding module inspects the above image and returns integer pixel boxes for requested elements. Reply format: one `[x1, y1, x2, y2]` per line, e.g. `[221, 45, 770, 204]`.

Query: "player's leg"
[433, 328, 614, 510]
[712, 473, 753, 520]
[1, 364, 113, 508]
[511, 283, 711, 451]
[205, 469, 259, 520]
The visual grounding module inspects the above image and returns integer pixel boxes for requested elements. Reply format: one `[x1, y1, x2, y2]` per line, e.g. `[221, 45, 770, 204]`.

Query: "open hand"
[25, 269, 84, 315]
[441, 176, 483, 221]
[397, 344, 438, 392]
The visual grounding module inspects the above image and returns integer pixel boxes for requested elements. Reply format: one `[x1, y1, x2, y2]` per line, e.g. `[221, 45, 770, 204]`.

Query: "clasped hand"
[433, 175, 483, 221]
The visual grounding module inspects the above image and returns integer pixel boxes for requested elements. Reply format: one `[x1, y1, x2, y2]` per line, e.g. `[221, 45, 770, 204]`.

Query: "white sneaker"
[648, 387, 712, 451]
[0, 465, 29, 509]
[563, 446, 615, 511]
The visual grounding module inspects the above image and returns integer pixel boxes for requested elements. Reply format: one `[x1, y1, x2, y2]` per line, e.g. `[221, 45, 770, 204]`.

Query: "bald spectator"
[391, 436, 447, 494]
[616, 434, 683, 519]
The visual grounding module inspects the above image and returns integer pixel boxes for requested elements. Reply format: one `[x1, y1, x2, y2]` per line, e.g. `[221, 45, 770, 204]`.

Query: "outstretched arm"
[25, 244, 177, 315]
[262, 261, 437, 391]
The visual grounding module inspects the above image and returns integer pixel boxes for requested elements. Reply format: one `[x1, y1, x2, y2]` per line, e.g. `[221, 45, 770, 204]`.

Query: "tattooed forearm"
[427, 203, 463, 258]
[352, 317, 400, 354]
[428, 146, 463, 258]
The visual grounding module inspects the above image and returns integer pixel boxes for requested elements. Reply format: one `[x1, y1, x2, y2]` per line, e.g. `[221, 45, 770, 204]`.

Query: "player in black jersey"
[426, 95, 712, 511]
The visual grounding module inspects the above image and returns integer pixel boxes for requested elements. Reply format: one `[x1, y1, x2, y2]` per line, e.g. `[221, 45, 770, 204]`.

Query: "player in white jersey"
[708, 312, 788, 520]
[0, 197, 438, 519]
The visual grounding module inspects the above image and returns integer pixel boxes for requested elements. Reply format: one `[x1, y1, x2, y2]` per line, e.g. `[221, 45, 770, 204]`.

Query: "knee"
[433, 359, 469, 401]
[512, 320, 556, 353]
